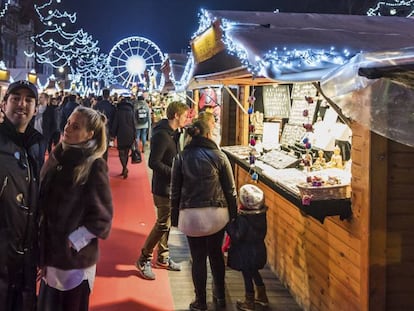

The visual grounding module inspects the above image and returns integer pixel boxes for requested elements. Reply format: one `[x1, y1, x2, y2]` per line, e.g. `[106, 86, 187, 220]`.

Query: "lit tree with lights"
[69, 31, 100, 85]
[0, 0, 11, 62]
[0, 0, 11, 19]
[89, 53, 117, 88]
[27, 0, 115, 91]
[367, 0, 414, 16]
[27, 0, 82, 69]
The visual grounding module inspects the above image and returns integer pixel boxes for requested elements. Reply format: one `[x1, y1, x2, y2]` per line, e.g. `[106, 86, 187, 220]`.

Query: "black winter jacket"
[170, 136, 238, 225]
[38, 144, 113, 269]
[226, 207, 267, 271]
[42, 105, 59, 142]
[111, 100, 135, 149]
[0, 117, 42, 309]
[94, 99, 115, 130]
[149, 118, 180, 197]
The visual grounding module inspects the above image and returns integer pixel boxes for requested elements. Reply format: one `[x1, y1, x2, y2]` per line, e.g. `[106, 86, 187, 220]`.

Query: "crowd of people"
[0, 80, 269, 311]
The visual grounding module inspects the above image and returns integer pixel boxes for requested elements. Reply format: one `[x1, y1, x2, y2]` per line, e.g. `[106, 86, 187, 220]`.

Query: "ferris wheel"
[108, 36, 166, 91]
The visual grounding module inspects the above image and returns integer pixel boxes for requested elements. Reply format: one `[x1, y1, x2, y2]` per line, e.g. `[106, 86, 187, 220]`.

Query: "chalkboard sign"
[280, 124, 306, 146]
[262, 85, 290, 118]
[288, 99, 318, 125]
[291, 83, 318, 99]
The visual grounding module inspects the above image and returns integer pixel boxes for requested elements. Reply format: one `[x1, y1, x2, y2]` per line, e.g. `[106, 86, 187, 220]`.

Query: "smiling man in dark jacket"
[0, 80, 42, 311]
[136, 101, 189, 280]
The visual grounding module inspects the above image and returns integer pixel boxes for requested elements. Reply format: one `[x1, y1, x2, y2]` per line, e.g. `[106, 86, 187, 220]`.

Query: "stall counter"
[222, 146, 352, 224]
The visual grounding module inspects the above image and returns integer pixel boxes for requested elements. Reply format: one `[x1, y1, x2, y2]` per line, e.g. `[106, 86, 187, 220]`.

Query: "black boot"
[236, 292, 255, 311]
[213, 283, 226, 308]
[189, 297, 207, 311]
[255, 285, 269, 307]
[122, 167, 128, 179]
[119, 149, 129, 178]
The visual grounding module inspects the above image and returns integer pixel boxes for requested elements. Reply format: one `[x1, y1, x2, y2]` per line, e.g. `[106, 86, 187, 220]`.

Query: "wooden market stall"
[0, 65, 11, 99]
[186, 10, 414, 311]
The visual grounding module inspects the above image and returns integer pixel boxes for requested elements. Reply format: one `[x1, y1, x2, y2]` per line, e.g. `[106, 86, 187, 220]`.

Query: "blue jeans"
[136, 128, 148, 150]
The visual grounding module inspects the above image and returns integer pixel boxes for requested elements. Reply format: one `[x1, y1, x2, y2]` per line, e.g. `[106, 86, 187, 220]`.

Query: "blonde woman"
[38, 106, 113, 311]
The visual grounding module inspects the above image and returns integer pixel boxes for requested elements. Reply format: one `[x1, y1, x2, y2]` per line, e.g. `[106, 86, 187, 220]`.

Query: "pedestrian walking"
[133, 95, 150, 153]
[111, 95, 136, 178]
[94, 89, 115, 161]
[47, 96, 62, 154]
[33, 92, 59, 166]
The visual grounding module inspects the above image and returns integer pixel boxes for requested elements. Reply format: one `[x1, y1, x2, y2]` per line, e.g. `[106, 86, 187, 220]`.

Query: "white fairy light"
[0, 0, 11, 19]
[24, 0, 114, 90]
[191, 10, 354, 79]
[367, 0, 414, 17]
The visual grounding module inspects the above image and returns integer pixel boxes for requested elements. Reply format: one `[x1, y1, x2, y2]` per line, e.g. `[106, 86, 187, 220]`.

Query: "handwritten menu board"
[291, 83, 318, 99]
[280, 124, 306, 146]
[288, 99, 318, 125]
[262, 85, 290, 118]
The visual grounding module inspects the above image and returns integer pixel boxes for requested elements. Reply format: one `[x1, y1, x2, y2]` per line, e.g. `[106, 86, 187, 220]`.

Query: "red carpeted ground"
[89, 148, 174, 311]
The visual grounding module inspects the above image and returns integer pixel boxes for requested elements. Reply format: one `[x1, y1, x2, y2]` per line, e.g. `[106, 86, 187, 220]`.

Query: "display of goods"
[296, 183, 351, 200]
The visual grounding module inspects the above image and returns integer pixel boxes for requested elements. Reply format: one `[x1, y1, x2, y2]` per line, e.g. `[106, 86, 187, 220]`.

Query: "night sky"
[60, 0, 376, 55]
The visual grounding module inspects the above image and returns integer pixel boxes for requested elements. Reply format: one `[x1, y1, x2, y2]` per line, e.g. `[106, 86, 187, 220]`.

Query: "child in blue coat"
[226, 184, 269, 310]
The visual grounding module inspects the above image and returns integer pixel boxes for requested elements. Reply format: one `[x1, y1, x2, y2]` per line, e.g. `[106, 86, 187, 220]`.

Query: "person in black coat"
[136, 101, 189, 281]
[171, 117, 238, 311]
[226, 184, 269, 311]
[111, 96, 136, 178]
[47, 96, 62, 154]
[0, 80, 42, 311]
[33, 92, 59, 167]
[94, 89, 115, 161]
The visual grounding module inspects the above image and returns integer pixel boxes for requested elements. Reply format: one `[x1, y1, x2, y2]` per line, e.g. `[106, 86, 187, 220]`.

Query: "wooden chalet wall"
[383, 137, 414, 310]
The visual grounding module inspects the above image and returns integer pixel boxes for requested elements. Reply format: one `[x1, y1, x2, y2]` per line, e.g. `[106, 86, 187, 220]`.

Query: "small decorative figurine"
[250, 111, 264, 135]
[327, 145, 343, 169]
[312, 150, 326, 170]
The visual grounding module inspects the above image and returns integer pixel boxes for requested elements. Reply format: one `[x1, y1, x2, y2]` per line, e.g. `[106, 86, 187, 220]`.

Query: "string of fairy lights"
[171, 53, 195, 92]
[22, 0, 114, 91]
[0, 0, 11, 18]
[2, 0, 414, 93]
[367, 0, 414, 16]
